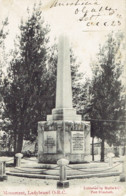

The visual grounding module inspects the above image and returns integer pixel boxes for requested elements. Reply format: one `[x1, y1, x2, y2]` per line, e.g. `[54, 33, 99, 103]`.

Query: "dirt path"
[0, 175, 126, 196]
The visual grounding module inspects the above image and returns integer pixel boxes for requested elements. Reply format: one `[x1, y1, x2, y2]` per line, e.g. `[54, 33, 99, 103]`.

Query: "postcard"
[0, 0, 126, 196]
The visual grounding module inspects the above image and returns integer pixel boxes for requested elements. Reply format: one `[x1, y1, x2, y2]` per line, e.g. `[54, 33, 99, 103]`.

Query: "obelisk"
[47, 34, 81, 121]
[56, 34, 72, 108]
[38, 34, 91, 163]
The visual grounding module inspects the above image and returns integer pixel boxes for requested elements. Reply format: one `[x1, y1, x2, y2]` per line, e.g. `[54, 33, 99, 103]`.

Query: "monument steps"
[8, 168, 119, 176]
[6, 161, 121, 179]
[18, 160, 113, 169]
[19, 167, 116, 172]
[7, 172, 59, 179]
[67, 172, 121, 179]
[6, 170, 121, 180]
[14, 162, 118, 169]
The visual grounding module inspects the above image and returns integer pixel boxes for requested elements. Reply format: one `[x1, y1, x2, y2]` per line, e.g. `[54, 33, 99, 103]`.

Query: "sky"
[0, 0, 125, 78]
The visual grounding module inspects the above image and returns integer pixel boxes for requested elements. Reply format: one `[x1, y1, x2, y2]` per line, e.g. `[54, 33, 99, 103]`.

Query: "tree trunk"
[14, 132, 18, 166]
[92, 137, 95, 161]
[101, 138, 105, 162]
[16, 132, 24, 153]
[13, 130, 24, 166]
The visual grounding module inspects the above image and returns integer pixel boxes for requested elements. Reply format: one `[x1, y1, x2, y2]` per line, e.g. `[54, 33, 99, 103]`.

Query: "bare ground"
[0, 174, 126, 196]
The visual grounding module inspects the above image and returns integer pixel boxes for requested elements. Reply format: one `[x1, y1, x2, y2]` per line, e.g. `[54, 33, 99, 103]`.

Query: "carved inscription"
[71, 131, 84, 153]
[44, 131, 56, 153]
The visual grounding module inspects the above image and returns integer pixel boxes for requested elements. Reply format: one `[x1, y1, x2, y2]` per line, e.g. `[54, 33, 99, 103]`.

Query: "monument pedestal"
[38, 120, 90, 163]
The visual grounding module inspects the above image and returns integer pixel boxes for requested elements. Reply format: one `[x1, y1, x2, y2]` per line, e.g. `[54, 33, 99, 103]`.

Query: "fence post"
[119, 146, 122, 157]
[0, 161, 8, 181]
[120, 156, 126, 182]
[98, 147, 100, 155]
[107, 152, 114, 167]
[15, 153, 23, 167]
[57, 158, 69, 188]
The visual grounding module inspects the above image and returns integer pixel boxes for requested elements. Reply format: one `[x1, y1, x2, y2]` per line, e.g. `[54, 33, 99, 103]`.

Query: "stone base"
[57, 181, 69, 189]
[120, 173, 126, 182]
[38, 153, 91, 164]
[38, 154, 64, 163]
[47, 108, 81, 121]
[38, 120, 90, 164]
[0, 175, 8, 181]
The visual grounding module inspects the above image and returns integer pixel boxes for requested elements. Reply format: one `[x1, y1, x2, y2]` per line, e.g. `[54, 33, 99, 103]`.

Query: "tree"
[88, 32, 125, 161]
[0, 17, 8, 45]
[2, 4, 50, 154]
[0, 18, 8, 131]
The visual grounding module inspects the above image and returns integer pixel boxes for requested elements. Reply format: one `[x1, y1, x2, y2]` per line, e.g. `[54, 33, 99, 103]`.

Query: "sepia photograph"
[0, 0, 126, 195]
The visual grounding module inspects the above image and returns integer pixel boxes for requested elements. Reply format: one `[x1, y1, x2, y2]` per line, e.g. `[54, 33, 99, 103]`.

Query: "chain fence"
[13, 165, 59, 174]
[66, 162, 122, 174]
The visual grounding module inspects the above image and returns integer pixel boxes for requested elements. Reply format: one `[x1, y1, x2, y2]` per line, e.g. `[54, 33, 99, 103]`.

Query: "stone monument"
[38, 34, 90, 163]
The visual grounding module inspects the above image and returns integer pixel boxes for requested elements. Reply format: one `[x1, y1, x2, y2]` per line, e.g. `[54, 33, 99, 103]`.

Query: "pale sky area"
[0, 0, 125, 78]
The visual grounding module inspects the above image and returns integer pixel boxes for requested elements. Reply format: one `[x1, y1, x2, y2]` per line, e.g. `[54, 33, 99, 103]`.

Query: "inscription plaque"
[71, 131, 84, 153]
[44, 131, 56, 153]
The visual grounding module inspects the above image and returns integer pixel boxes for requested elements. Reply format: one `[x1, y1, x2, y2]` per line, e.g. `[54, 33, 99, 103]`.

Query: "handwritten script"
[50, 0, 123, 29]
